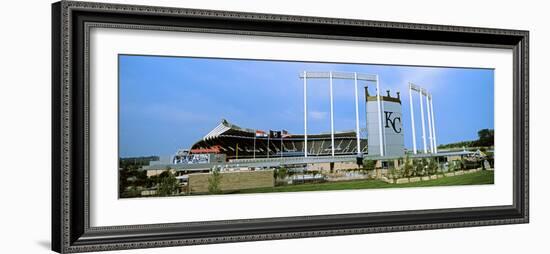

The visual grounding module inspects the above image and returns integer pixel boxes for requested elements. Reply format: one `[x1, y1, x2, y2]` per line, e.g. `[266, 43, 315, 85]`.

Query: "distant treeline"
[119, 156, 159, 170]
[438, 129, 494, 149]
[119, 155, 160, 198]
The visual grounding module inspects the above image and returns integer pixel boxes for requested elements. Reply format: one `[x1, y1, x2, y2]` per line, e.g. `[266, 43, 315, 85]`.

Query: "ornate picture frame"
[52, 1, 529, 253]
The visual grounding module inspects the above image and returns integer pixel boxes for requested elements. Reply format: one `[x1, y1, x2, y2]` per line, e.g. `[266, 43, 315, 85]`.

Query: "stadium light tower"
[409, 83, 437, 154]
[300, 71, 378, 157]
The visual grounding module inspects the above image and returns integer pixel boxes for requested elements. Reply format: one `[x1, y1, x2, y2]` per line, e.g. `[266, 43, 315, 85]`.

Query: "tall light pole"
[409, 83, 417, 154]
[375, 75, 385, 156]
[426, 93, 433, 153]
[419, 89, 427, 153]
[303, 71, 308, 157]
[329, 71, 335, 157]
[354, 72, 361, 156]
[429, 96, 437, 153]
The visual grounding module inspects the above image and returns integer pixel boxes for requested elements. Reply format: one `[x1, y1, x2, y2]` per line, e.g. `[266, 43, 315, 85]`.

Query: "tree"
[427, 158, 439, 175]
[156, 169, 179, 196]
[415, 158, 428, 176]
[475, 129, 494, 147]
[208, 169, 223, 194]
[118, 155, 159, 198]
[119, 164, 149, 198]
[402, 156, 413, 177]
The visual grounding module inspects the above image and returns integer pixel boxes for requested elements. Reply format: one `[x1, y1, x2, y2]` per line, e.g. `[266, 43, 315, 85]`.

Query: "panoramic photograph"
[118, 55, 495, 198]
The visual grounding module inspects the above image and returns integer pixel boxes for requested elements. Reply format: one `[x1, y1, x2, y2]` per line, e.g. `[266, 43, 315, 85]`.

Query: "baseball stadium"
[123, 70, 493, 197]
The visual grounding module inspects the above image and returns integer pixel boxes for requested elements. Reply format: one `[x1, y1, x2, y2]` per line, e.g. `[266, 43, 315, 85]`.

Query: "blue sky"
[119, 55, 494, 157]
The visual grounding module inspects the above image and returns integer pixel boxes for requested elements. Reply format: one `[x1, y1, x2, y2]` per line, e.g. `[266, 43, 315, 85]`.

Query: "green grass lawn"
[234, 170, 494, 194]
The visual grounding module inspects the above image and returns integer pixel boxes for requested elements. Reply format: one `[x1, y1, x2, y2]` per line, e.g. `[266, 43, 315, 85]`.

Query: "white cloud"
[310, 110, 328, 120]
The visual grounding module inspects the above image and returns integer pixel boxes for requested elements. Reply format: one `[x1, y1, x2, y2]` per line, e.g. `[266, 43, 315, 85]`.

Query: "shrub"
[275, 167, 288, 180]
[413, 159, 425, 176]
[362, 159, 376, 171]
[208, 169, 223, 194]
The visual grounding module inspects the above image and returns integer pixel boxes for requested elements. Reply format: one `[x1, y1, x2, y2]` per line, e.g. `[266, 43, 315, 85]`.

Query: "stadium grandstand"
[175, 119, 368, 163]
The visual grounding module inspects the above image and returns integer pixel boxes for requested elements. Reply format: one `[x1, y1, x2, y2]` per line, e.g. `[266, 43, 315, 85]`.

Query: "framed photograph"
[52, 1, 529, 253]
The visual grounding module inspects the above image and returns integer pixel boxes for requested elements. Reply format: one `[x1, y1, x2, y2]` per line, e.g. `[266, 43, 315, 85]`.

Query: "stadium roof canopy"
[189, 119, 369, 160]
[203, 119, 255, 140]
